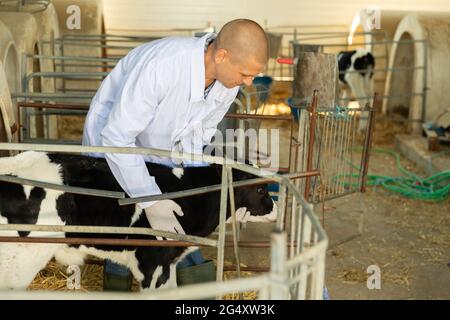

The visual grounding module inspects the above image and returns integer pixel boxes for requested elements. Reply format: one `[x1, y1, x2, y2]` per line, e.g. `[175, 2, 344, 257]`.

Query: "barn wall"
[101, 0, 450, 32]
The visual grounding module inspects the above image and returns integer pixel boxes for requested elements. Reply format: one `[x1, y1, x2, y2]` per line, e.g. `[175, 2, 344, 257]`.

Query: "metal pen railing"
[0, 142, 327, 299]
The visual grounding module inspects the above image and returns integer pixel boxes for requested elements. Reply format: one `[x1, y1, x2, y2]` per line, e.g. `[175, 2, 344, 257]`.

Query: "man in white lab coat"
[82, 19, 269, 290]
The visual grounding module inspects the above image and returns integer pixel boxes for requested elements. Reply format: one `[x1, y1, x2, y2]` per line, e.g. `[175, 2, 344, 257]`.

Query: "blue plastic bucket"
[252, 76, 273, 103]
[268, 183, 279, 201]
[286, 97, 300, 122]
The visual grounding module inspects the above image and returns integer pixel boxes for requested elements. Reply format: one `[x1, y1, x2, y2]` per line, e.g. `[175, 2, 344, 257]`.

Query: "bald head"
[215, 19, 269, 65]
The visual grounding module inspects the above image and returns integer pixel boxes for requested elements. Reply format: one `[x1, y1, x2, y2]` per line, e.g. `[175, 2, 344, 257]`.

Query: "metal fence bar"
[359, 96, 377, 193]
[52, 63, 116, 69]
[337, 92, 425, 102]
[294, 204, 305, 299]
[295, 97, 376, 202]
[26, 54, 120, 62]
[336, 118, 347, 195]
[331, 113, 340, 197]
[61, 34, 164, 39]
[52, 42, 141, 50]
[12, 93, 94, 100]
[304, 91, 318, 200]
[50, 38, 158, 43]
[0, 274, 269, 300]
[340, 112, 352, 194]
[0, 175, 125, 199]
[119, 171, 319, 205]
[349, 110, 358, 191]
[227, 166, 242, 290]
[338, 66, 425, 75]
[0, 143, 226, 165]
[303, 39, 427, 48]
[323, 113, 332, 197]
[0, 99, 329, 298]
[216, 165, 229, 285]
[28, 72, 109, 78]
[0, 236, 216, 248]
[0, 224, 217, 246]
[421, 40, 429, 123]
[269, 232, 289, 299]
[265, 30, 384, 37]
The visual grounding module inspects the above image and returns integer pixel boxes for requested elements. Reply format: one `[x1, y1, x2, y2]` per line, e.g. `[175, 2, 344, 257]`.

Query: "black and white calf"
[337, 49, 375, 131]
[0, 151, 276, 290]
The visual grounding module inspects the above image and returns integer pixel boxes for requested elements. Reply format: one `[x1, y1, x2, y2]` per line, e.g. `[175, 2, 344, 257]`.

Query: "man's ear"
[215, 48, 229, 64]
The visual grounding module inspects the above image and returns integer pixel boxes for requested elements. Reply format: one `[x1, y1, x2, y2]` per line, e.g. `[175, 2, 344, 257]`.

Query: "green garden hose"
[334, 147, 450, 202]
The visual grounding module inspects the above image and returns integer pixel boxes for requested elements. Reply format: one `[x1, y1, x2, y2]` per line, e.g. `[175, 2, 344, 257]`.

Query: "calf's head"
[231, 169, 277, 223]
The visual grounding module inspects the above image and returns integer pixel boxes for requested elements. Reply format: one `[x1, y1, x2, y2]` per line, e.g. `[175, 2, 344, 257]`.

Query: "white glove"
[144, 200, 185, 240]
[247, 201, 278, 222]
[226, 207, 251, 224]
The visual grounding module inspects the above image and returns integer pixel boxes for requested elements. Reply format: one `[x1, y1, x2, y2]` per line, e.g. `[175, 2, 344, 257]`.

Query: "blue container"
[252, 76, 273, 103]
[286, 97, 300, 122]
[268, 183, 279, 201]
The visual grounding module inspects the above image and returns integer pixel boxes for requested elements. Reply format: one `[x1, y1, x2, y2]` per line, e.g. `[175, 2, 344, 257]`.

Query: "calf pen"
[289, 91, 376, 246]
[0, 142, 327, 300]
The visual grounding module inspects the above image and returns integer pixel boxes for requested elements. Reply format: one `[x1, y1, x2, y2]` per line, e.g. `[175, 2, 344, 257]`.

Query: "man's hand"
[144, 200, 185, 240]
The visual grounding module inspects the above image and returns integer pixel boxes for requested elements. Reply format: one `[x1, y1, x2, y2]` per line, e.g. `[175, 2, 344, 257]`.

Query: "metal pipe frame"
[421, 40, 429, 125]
[0, 0, 49, 13]
[50, 38, 161, 44]
[13, 107, 296, 184]
[292, 39, 427, 48]
[0, 235, 301, 249]
[119, 171, 319, 206]
[0, 140, 319, 269]
[338, 65, 425, 75]
[268, 28, 388, 79]
[337, 92, 425, 102]
[265, 30, 386, 38]
[0, 174, 125, 199]
[14, 102, 302, 272]
[0, 223, 216, 247]
[295, 94, 376, 203]
[304, 91, 319, 200]
[273, 31, 428, 111]
[359, 94, 377, 193]
[0, 142, 327, 290]
[13, 103, 296, 169]
[25, 54, 120, 63]
[27, 71, 109, 79]
[61, 34, 167, 40]
[0, 250, 325, 300]
[13, 93, 94, 100]
[38, 35, 160, 65]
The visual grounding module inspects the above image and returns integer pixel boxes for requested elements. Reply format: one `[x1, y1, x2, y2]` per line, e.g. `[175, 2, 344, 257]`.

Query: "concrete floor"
[203, 141, 449, 300]
[395, 134, 450, 174]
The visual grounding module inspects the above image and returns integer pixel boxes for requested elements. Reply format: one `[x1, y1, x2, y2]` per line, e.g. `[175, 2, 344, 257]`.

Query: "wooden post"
[292, 49, 337, 110]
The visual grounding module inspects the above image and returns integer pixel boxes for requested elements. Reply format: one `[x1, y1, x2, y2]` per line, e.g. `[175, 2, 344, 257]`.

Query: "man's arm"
[101, 60, 162, 209]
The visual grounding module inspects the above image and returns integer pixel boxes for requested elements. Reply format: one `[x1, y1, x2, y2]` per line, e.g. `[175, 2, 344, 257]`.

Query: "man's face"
[215, 51, 265, 88]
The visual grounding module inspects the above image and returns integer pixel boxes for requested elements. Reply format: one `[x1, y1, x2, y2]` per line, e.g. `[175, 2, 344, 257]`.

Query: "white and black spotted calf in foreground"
[337, 49, 375, 131]
[0, 151, 276, 290]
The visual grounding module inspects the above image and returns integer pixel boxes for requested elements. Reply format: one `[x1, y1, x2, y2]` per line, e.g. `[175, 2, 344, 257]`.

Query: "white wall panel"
[102, 0, 450, 32]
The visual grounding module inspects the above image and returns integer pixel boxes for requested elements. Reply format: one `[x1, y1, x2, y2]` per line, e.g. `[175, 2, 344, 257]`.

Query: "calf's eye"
[257, 187, 264, 194]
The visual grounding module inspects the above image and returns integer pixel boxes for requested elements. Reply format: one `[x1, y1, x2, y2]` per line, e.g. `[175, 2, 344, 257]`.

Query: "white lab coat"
[82, 34, 239, 208]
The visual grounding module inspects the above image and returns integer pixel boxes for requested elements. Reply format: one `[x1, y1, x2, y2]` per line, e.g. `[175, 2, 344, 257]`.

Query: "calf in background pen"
[0, 151, 276, 290]
[338, 49, 375, 131]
